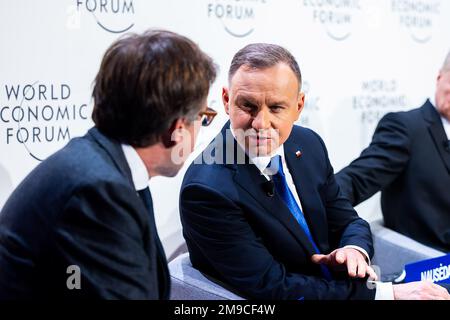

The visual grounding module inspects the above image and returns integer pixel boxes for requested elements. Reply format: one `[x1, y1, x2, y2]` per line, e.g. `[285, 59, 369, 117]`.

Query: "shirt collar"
[251, 145, 285, 174]
[442, 117, 450, 139]
[229, 126, 284, 174]
[121, 144, 149, 191]
[429, 98, 450, 139]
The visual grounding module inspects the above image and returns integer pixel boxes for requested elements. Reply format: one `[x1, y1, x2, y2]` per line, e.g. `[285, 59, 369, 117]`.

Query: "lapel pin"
[295, 150, 302, 158]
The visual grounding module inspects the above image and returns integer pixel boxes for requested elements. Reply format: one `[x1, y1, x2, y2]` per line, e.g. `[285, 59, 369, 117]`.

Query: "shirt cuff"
[343, 245, 371, 265]
[373, 281, 394, 300]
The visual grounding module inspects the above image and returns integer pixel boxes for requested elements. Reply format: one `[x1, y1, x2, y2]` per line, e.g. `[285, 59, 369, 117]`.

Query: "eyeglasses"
[198, 107, 217, 127]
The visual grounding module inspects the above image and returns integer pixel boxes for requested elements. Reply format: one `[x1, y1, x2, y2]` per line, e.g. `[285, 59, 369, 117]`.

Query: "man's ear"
[222, 87, 230, 115]
[161, 118, 185, 148]
[296, 92, 305, 118]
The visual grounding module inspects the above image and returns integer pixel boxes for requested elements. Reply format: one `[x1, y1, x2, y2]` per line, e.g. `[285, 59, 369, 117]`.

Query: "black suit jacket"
[336, 100, 450, 252]
[0, 128, 169, 299]
[180, 123, 375, 300]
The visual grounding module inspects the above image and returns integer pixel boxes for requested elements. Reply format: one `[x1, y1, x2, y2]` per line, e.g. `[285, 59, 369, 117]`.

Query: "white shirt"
[121, 144, 149, 191]
[443, 117, 450, 139]
[430, 96, 450, 139]
[250, 144, 305, 212]
[230, 127, 393, 300]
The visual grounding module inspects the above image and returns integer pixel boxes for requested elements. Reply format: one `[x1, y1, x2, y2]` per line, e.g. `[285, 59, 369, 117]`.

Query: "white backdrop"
[1, 0, 449, 259]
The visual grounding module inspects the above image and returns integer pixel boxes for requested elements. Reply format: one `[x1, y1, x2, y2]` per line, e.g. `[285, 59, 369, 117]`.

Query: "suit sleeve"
[312, 130, 374, 258]
[180, 183, 376, 300]
[54, 182, 156, 299]
[335, 112, 411, 206]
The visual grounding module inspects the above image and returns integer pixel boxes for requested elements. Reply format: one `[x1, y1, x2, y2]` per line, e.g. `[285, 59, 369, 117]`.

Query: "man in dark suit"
[336, 52, 450, 253]
[0, 30, 217, 299]
[180, 44, 450, 300]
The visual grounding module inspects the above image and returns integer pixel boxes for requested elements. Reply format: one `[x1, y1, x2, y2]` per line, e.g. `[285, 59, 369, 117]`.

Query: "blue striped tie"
[270, 155, 332, 281]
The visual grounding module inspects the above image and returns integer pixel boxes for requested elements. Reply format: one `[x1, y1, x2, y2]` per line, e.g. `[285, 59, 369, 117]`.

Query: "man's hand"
[393, 281, 450, 300]
[311, 248, 378, 280]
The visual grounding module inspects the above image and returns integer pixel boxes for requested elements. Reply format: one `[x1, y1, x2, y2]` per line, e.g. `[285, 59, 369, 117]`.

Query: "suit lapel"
[218, 123, 316, 255]
[233, 164, 316, 255]
[153, 226, 170, 299]
[284, 137, 328, 252]
[89, 127, 170, 298]
[422, 100, 450, 174]
[140, 190, 170, 299]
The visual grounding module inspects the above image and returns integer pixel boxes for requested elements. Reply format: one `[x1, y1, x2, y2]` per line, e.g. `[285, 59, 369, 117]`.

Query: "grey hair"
[228, 43, 302, 90]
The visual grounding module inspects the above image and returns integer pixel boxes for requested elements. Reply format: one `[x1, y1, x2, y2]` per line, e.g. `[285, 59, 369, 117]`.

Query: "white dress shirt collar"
[229, 126, 284, 174]
[121, 144, 149, 191]
[442, 117, 450, 139]
[429, 97, 450, 139]
[251, 145, 285, 176]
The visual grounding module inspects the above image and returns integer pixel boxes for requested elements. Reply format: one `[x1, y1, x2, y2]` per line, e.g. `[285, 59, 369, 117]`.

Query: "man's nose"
[252, 109, 271, 130]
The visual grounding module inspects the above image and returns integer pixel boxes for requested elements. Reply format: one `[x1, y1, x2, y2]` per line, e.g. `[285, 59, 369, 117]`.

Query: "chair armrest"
[370, 219, 445, 280]
[169, 252, 244, 300]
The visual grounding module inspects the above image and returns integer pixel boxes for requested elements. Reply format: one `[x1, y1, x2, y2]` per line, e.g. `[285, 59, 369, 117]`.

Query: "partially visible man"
[180, 43, 449, 299]
[0, 30, 217, 299]
[336, 51, 450, 252]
